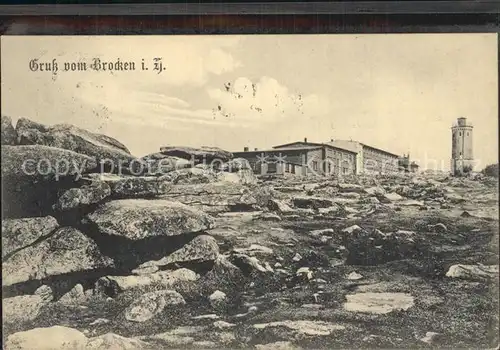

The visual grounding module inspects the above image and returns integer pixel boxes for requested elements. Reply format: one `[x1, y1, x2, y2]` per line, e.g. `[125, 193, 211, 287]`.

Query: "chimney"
[330, 138, 333, 142]
[254, 148, 258, 151]
[304, 137, 308, 143]
[244, 146, 249, 152]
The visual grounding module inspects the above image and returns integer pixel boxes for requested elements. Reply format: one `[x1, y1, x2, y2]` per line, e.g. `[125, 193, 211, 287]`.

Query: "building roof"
[359, 143, 400, 158]
[233, 145, 322, 154]
[272, 141, 358, 155]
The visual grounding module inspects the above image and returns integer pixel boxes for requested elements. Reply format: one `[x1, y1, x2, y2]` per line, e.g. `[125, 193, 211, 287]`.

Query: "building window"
[467, 132, 469, 136]
[459, 132, 462, 136]
[312, 161, 318, 171]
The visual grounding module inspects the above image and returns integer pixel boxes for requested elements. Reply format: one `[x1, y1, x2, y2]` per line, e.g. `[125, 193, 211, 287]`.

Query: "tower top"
[452, 117, 473, 128]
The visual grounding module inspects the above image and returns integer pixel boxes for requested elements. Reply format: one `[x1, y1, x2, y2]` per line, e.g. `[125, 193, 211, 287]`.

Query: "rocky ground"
[2, 116, 499, 349]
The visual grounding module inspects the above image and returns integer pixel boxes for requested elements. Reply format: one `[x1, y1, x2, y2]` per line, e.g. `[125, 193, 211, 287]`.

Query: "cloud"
[205, 48, 242, 75]
[207, 76, 330, 124]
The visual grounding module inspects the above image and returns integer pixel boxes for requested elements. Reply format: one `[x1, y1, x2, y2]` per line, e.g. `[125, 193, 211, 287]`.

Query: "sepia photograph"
[1, 33, 499, 349]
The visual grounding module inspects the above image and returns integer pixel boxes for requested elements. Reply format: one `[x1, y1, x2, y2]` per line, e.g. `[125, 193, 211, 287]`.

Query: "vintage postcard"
[1, 34, 499, 349]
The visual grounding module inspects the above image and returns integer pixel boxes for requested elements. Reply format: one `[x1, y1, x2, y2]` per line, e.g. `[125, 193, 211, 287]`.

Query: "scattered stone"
[301, 304, 323, 309]
[419, 332, 441, 345]
[124, 289, 186, 323]
[5, 326, 87, 350]
[255, 212, 282, 221]
[233, 244, 274, 255]
[213, 320, 236, 329]
[364, 186, 386, 196]
[209, 290, 227, 308]
[292, 196, 335, 209]
[58, 284, 86, 304]
[253, 320, 345, 336]
[268, 199, 294, 214]
[338, 183, 364, 193]
[310, 228, 335, 237]
[34, 285, 54, 301]
[89, 318, 110, 326]
[230, 253, 269, 274]
[445, 264, 499, 281]
[342, 225, 363, 235]
[192, 314, 220, 320]
[381, 192, 403, 202]
[255, 341, 302, 350]
[427, 223, 448, 233]
[292, 253, 302, 262]
[344, 292, 415, 314]
[86, 199, 215, 240]
[346, 271, 364, 280]
[296, 267, 313, 280]
[192, 340, 218, 348]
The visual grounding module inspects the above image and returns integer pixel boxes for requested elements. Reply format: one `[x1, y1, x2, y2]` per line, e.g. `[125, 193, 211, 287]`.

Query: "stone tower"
[451, 117, 474, 175]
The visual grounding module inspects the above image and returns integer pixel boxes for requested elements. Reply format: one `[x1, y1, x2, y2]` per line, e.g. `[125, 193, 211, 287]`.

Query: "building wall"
[326, 140, 363, 174]
[361, 146, 399, 174]
[233, 145, 356, 176]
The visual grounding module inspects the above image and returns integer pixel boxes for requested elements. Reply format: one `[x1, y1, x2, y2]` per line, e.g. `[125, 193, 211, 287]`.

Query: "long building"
[325, 140, 400, 174]
[233, 138, 357, 176]
[233, 138, 401, 176]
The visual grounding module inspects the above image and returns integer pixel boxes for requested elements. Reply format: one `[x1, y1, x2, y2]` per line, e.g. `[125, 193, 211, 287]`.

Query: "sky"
[1, 34, 498, 170]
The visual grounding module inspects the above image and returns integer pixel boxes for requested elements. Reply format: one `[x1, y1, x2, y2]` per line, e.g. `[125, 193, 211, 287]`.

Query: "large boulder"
[85, 199, 215, 240]
[1, 145, 97, 180]
[141, 153, 192, 175]
[3, 227, 113, 287]
[86, 333, 151, 349]
[1, 115, 17, 145]
[124, 289, 186, 322]
[5, 326, 88, 350]
[158, 146, 233, 164]
[95, 268, 199, 297]
[15, 117, 138, 172]
[53, 181, 111, 211]
[137, 235, 219, 270]
[82, 174, 173, 198]
[218, 169, 257, 185]
[2, 216, 59, 258]
[159, 167, 219, 185]
[3, 290, 53, 325]
[160, 182, 258, 213]
[2, 145, 98, 217]
[445, 264, 498, 282]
